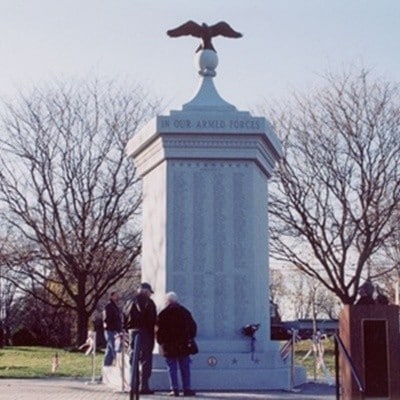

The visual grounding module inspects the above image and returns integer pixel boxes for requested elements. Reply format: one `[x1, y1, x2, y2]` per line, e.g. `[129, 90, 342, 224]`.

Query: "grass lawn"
[0, 346, 103, 379]
[0, 340, 336, 380]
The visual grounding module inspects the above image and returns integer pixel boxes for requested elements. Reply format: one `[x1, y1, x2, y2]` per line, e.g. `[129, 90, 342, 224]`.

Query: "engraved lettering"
[196, 120, 226, 129]
[229, 119, 260, 130]
[167, 118, 261, 131]
[173, 119, 191, 129]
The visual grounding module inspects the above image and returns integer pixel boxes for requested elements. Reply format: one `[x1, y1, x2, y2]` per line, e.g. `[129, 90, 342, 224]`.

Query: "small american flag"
[280, 330, 300, 362]
[279, 339, 292, 362]
[79, 330, 96, 355]
[51, 352, 59, 373]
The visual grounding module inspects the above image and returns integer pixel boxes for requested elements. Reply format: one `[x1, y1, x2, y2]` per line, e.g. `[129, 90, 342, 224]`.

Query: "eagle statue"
[167, 20, 242, 53]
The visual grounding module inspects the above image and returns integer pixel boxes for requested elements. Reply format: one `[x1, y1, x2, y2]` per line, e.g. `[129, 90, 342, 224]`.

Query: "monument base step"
[102, 355, 307, 391]
[150, 364, 307, 390]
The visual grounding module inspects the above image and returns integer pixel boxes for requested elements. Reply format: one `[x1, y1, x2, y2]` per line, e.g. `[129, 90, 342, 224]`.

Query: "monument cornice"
[128, 129, 281, 179]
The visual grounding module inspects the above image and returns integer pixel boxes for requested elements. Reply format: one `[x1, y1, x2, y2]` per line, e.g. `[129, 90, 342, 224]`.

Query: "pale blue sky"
[1, 0, 399, 111]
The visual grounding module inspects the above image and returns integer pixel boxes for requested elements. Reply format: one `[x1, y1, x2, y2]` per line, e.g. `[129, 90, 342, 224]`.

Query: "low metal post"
[335, 334, 340, 400]
[130, 330, 141, 400]
[120, 332, 125, 392]
[90, 331, 97, 383]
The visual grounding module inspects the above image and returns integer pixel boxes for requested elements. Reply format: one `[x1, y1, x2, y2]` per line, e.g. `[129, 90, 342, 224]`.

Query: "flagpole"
[120, 332, 127, 392]
[83, 330, 99, 385]
[290, 329, 301, 393]
[290, 329, 295, 391]
[91, 331, 97, 384]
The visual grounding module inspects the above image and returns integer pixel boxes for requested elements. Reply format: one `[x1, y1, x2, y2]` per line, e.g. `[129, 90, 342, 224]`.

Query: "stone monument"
[126, 22, 304, 390]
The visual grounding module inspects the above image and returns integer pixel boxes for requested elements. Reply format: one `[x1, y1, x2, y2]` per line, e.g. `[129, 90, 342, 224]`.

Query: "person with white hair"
[156, 291, 197, 397]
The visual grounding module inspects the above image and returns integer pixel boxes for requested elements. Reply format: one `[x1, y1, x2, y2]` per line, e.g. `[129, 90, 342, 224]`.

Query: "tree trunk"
[76, 274, 89, 345]
[77, 308, 89, 346]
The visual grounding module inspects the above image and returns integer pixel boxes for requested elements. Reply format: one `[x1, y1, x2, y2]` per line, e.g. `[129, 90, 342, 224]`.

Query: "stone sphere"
[195, 49, 218, 76]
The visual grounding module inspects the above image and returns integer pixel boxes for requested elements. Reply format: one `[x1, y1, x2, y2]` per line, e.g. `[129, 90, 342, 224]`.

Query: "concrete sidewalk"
[0, 378, 336, 400]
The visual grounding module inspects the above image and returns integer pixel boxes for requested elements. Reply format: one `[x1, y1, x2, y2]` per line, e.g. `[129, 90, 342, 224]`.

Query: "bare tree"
[379, 206, 400, 303]
[269, 268, 288, 305]
[270, 267, 340, 321]
[267, 70, 400, 305]
[0, 80, 160, 344]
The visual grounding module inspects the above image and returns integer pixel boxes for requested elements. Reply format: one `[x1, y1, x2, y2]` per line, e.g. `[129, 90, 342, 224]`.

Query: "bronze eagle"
[167, 20, 242, 53]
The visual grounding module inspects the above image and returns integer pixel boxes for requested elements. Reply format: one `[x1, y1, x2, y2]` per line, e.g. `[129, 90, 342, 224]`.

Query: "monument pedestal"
[339, 305, 400, 399]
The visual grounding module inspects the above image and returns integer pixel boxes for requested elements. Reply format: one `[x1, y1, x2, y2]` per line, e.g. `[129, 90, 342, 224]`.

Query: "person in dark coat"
[156, 291, 197, 397]
[124, 282, 157, 395]
[103, 291, 122, 366]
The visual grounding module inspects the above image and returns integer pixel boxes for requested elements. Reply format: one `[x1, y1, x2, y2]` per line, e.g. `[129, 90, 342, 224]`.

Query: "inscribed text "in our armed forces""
[161, 118, 261, 130]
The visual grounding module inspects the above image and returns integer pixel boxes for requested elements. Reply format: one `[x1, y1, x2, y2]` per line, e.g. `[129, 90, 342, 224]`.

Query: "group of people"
[102, 283, 197, 397]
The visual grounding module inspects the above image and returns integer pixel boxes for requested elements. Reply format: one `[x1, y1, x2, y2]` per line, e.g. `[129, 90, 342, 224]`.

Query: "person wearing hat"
[124, 282, 157, 395]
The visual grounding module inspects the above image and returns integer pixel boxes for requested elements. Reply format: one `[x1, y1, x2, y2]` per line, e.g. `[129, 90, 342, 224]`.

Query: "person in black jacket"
[103, 291, 122, 366]
[156, 292, 197, 397]
[124, 282, 157, 395]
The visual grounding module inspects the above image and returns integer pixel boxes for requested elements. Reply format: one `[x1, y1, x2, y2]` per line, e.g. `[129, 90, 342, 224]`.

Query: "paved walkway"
[0, 378, 336, 400]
